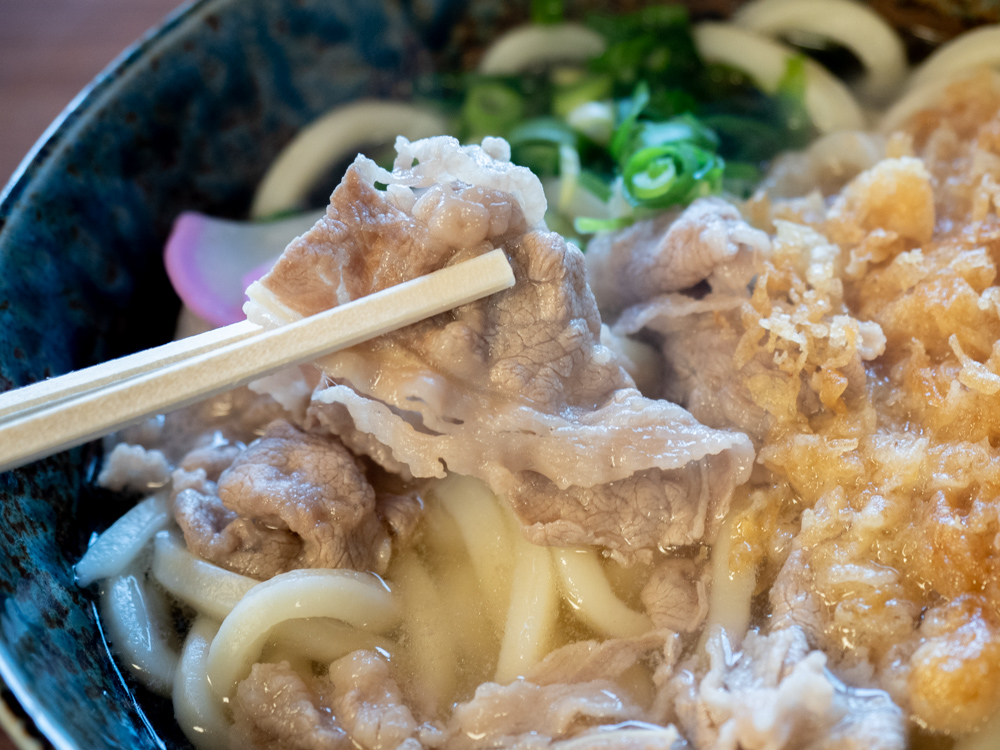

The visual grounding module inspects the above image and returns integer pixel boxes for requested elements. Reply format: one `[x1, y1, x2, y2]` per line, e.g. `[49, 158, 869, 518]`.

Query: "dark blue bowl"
[0, 0, 538, 745]
[2, 0, 961, 745]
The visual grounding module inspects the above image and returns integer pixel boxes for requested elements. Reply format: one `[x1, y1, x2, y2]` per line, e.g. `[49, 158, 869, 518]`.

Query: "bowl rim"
[0, 2, 215, 747]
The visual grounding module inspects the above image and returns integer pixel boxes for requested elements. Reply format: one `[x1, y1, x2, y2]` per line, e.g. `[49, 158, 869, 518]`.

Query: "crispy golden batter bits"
[674, 74, 1000, 734]
[909, 596, 1000, 734]
[829, 157, 935, 245]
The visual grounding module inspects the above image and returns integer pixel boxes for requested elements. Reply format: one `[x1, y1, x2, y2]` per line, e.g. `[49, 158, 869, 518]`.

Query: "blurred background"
[0, 0, 183, 188]
[0, 0, 989, 190]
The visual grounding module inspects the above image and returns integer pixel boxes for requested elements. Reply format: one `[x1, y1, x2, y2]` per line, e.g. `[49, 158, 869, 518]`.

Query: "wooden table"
[0, 0, 183, 186]
[0, 2, 183, 746]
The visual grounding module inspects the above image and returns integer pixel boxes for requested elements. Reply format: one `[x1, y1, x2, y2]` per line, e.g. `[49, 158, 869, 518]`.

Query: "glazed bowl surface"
[0, 0, 985, 747]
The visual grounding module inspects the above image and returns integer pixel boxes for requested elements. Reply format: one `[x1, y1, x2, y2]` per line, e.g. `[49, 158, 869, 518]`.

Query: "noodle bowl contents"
[75, 4, 1000, 750]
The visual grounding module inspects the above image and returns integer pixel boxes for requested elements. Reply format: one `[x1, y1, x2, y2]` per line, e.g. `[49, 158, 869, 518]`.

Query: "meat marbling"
[244, 136, 754, 561]
[172, 420, 393, 579]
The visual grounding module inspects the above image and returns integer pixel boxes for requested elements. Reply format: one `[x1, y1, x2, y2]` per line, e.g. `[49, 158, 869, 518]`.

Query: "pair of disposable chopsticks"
[0, 249, 515, 473]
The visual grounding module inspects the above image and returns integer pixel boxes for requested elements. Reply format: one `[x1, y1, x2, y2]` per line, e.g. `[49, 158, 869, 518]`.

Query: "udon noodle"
[77, 5, 1000, 750]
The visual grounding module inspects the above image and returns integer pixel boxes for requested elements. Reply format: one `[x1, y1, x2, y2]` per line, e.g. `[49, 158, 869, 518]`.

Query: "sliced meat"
[769, 549, 825, 639]
[246, 136, 541, 327]
[585, 197, 771, 314]
[364, 460, 427, 548]
[97, 443, 170, 494]
[812, 678, 909, 750]
[311, 401, 417, 482]
[327, 650, 421, 750]
[230, 649, 684, 750]
[230, 661, 350, 750]
[445, 678, 647, 750]
[663, 627, 906, 750]
[172, 420, 391, 579]
[178, 443, 242, 481]
[507, 453, 746, 557]
[231, 652, 421, 750]
[121, 386, 289, 465]
[525, 630, 679, 687]
[612, 218, 885, 449]
[614, 296, 772, 444]
[246, 136, 753, 561]
[439, 632, 684, 749]
[171, 466, 303, 580]
[376, 491, 425, 549]
[544, 726, 686, 750]
[640, 558, 709, 634]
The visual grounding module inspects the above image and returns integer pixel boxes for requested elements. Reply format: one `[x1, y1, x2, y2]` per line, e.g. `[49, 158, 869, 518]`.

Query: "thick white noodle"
[955, 706, 1000, 750]
[701, 508, 756, 645]
[879, 70, 1000, 133]
[173, 617, 229, 750]
[907, 26, 1000, 94]
[542, 148, 614, 223]
[551, 727, 683, 749]
[494, 533, 559, 684]
[552, 548, 652, 638]
[419, 499, 498, 679]
[557, 145, 581, 215]
[693, 22, 865, 133]
[250, 101, 448, 219]
[878, 76, 952, 133]
[76, 492, 171, 586]
[205, 568, 399, 700]
[151, 530, 258, 621]
[567, 101, 614, 146]
[477, 23, 606, 75]
[100, 568, 180, 696]
[759, 130, 886, 197]
[421, 492, 473, 560]
[734, 0, 907, 103]
[393, 551, 458, 710]
[434, 475, 514, 626]
[435, 554, 497, 665]
[262, 618, 395, 666]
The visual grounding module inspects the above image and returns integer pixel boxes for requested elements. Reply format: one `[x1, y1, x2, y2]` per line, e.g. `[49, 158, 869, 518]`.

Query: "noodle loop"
[205, 568, 399, 700]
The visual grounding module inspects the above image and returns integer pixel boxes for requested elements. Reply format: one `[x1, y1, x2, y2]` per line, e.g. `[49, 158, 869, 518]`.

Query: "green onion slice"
[622, 143, 723, 208]
[574, 216, 635, 234]
[462, 82, 525, 140]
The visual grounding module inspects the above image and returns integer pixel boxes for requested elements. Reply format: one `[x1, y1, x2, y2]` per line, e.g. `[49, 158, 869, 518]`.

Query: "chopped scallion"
[576, 170, 612, 202]
[622, 143, 723, 208]
[553, 74, 613, 119]
[610, 82, 650, 161]
[463, 82, 525, 140]
[451, 5, 818, 246]
[574, 216, 635, 234]
[722, 161, 763, 198]
[531, 0, 564, 25]
[508, 117, 578, 177]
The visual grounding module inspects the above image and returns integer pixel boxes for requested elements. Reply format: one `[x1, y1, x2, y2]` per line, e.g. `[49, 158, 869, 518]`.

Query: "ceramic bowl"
[0, 0, 979, 747]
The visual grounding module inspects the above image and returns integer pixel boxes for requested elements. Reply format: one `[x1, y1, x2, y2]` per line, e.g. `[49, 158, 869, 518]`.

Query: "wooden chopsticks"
[0, 249, 515, 473]
[0, 321, 261, 421]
